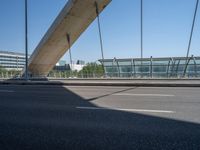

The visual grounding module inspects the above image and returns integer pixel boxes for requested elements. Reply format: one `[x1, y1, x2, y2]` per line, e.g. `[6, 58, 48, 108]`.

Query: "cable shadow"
[0, 85, 199, 150]
[87, 87, 138, 101]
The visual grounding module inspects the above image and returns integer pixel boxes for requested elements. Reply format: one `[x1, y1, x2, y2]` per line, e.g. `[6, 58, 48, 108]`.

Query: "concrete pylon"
[28, 0, 111, 77]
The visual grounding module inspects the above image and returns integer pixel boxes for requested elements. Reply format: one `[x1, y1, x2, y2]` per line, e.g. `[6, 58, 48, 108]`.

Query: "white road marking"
[140, 87, 198, 90]
[0, 90, 15, 93]
[76, 106, 175, 113]
[113, 93, 174, 97]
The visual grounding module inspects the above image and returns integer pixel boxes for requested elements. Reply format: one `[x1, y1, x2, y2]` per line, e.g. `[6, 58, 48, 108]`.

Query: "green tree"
[78, 62, 104, 78]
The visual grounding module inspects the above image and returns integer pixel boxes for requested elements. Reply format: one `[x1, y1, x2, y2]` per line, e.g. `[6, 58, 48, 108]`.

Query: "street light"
[140, 0, 143, 78]
[25, 0, 28, 80]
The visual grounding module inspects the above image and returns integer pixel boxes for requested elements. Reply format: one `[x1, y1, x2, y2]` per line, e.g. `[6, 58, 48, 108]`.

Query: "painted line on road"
[112, 93, 174, 97]
[0, 90, 15, 93]
[76, 106, 175, 113]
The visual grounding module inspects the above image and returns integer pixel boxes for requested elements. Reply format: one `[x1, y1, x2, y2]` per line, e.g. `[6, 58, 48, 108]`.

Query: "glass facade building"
[0, 51, 25, 70]
[100, 56, 200, 78]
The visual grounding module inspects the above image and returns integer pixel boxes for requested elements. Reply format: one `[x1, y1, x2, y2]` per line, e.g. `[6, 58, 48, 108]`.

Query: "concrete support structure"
[28, 0, 111, 77]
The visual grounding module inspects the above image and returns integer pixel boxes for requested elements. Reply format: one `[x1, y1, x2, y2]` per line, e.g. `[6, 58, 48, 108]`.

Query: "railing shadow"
[0, 85, 200, 150]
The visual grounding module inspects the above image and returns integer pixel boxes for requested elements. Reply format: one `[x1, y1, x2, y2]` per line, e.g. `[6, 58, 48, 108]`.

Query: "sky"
[0, 0, 199, 63]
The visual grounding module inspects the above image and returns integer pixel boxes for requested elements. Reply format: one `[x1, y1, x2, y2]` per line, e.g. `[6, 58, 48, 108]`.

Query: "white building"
[0, 51, 26, 70]
[70, 64, 85, 72]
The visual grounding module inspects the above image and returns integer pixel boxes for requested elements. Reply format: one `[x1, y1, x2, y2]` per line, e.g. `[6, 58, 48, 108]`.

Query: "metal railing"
[100, 56, 200, 79]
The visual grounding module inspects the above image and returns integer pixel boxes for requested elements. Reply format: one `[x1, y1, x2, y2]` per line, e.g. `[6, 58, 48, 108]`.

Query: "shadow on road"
[87, 87, 138, 101]
[0, 85, 199, 150]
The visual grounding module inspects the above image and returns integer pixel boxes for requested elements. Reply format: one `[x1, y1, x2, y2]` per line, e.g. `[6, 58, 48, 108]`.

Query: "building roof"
[0, 50, 25, 56]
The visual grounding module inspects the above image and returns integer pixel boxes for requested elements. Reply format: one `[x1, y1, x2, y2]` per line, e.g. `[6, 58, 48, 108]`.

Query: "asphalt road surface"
[0, 85, 200, 150]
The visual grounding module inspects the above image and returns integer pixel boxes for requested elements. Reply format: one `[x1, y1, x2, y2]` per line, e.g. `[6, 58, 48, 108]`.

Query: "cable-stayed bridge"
[28, 0, 111, 77]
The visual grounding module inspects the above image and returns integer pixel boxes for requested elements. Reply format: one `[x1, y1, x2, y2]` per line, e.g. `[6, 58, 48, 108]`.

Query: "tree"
[78, 62, 104, 78]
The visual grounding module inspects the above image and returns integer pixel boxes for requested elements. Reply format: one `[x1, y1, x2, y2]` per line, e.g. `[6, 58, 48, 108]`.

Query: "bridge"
[28, 0, 111, 77]
[27, 0, 200, 78]
[1, 1, 200, 149]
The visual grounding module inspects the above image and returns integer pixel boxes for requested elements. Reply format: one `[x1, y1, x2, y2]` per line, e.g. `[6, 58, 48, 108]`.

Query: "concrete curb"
[1, 80, 200, 87]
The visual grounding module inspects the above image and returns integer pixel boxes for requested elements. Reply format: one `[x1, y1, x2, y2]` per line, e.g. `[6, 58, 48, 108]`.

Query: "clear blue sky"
[0, 0, 199, 63]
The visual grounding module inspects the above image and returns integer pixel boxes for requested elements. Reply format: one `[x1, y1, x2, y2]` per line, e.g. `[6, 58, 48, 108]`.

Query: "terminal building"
[100, 56, 200, 78]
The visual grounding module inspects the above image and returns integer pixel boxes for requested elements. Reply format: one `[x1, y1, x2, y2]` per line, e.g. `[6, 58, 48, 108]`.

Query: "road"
[0, 85, 200, 150]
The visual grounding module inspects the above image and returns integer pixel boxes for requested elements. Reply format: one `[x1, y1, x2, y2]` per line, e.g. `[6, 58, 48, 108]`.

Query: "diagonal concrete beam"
[28, 0, 111, 77]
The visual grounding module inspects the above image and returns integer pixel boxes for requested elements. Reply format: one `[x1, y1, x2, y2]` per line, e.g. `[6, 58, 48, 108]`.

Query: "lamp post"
[140, 0, 143, 77]
[25, 0, 28, 80]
